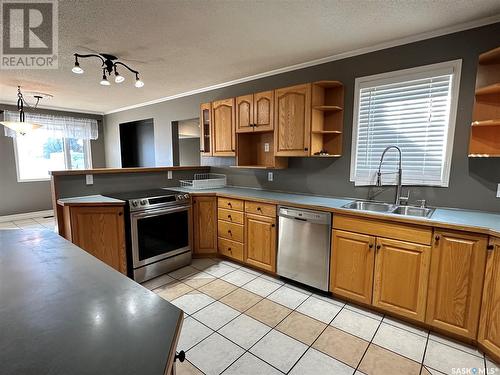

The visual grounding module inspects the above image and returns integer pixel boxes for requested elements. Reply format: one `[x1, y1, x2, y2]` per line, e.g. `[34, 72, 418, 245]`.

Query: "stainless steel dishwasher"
[277, 206, 332, 291]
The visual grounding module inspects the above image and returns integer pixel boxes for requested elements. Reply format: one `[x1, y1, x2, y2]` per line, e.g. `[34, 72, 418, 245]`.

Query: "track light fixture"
[72, 53, 144, 88]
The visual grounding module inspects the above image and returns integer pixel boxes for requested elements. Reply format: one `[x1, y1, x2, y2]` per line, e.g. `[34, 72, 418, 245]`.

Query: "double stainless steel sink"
[342, 200, 434, 218]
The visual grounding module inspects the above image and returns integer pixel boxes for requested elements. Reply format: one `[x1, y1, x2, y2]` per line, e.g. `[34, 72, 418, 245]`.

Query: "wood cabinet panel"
[245, 213, 276, 272]
[218, 238, 244, 261]
[333, 215, 432, 245]
[218, 208, 244, 224]
[236, 94, 254, 133]
[218, 220, 244, 242]
[193, 196, 217, 255]
[212, 98, 236, 156]
[254, 90, 274, 132]
[274, 84, 311, 156]
[330, 229, 375, 304]
[217, 197, 244, 211]
[478, 237, 500, 361]
[69, 206, 126, 274]
[373, 238, 431, 321]
[426, 230, 487, 339]
[244, 201, 276, 218]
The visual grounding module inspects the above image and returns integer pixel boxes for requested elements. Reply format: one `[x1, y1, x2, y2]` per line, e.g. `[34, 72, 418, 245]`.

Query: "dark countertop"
[0, 229, 183, 375]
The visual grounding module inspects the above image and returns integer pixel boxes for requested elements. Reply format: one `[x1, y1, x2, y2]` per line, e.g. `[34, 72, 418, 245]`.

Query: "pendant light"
[0, 87, 43, 135]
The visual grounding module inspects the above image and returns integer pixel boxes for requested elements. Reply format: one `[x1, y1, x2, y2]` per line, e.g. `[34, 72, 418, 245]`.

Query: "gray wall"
[179, 138, 201, 166]
[104, 23, 500, 212]
[0, 105, 105, 216]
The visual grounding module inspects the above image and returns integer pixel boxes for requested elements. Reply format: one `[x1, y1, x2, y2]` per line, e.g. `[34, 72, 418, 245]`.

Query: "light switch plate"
[268, 172, 273, 182]
[497, 183, 500, 198]
[167, 171, 172, 179]
[85, 174, 93, 185]
[264, 143, 270, 152]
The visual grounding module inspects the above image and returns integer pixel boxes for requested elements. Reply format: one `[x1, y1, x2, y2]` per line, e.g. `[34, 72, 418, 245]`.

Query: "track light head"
[72, 56, 84, 74]
[100, 70, 110, 86]
[135, 74, 144, 88]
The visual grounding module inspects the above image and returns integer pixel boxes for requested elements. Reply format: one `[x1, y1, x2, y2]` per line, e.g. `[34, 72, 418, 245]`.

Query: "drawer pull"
[435, 235, 440, 242]
[227, 215, 232, 219]
[369, 243, 373, 249]
[257, 207, 262, 211]
[227, 202, 232, 207]
[487, 244, 494, 251]
[271, 223, 276, 227]
[376, 244, 381, 250]
[228, 230, 232, 235]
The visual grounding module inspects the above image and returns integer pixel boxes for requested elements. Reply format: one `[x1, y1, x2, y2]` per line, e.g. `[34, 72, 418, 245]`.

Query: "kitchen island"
[0, 229, 183, 375]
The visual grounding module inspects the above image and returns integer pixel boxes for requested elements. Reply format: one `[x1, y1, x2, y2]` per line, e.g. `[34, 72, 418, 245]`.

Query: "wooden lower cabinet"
[244, 213, 277, 272]
[426, 230, 488, 339]
[478, 237, 500, 361]
[193, 196, 217, 255]
[330, 229, 375, 304]
[63, 205, 126, 274]
[373, 238, 431, 321]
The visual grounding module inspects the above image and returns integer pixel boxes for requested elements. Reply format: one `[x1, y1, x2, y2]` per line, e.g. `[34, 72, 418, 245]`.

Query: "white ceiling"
[1, 0, 499, 114]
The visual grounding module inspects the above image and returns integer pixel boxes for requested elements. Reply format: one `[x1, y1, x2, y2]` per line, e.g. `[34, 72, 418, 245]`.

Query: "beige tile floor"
[143, 258, 500, 375]
[0, 216, 56, 231]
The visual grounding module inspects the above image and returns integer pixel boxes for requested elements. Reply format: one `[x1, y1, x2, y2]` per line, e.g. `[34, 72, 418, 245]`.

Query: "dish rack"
[179, 173, 227, 190]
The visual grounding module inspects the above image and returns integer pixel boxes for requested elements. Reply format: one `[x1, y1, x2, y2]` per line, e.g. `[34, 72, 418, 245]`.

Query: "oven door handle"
[131, 205, 191, 219]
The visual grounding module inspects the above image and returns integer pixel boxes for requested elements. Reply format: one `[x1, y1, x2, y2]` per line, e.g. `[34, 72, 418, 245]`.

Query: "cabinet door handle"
[228, 247, 232, 251]
[487, 244, 494, 251]
[369, 243, 373, 249]
[271, 223, 276, 227]
[435, 235, 440, 242]
[304, 147, 309, 151]
[376, 244, 381, 250]
[228, 230, 232, 235]
[257, 207, 262, 212]
[228, 214, 232, 219]
[118, 212, 123, 216]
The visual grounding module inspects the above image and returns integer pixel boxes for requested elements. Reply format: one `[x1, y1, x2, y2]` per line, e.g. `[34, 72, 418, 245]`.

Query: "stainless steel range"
[105, 189, 191, 283]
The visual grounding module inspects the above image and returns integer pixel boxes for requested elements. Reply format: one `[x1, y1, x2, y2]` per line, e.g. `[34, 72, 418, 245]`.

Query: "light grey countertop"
[58, 194, 125, 206]
[0, 229, 182, 375]
[170, 186, 500, 236]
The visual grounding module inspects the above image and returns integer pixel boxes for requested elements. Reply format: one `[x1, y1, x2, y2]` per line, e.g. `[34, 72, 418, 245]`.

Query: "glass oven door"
[130, 205, 192, 268]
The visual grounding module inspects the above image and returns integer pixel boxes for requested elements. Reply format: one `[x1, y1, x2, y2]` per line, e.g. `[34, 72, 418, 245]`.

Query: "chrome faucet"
[376, 146, 406, 205]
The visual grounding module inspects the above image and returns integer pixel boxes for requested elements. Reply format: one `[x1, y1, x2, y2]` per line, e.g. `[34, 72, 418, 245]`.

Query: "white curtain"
[3, 110, 99, 140]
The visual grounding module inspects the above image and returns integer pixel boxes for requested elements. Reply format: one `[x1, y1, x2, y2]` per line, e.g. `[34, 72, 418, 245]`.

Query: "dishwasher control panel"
[278, 206, 331, 225]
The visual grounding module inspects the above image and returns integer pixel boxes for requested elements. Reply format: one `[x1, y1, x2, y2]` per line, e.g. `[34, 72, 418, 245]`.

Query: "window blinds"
[351, 62, 460, 187]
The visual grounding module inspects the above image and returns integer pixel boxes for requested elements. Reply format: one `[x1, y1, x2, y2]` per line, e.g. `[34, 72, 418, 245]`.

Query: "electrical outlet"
[167, 171, 172, 179]
[85, 174, 93, 185]
[268, 172, 273, 182]
[264, 143, 270, 152]
[497, 183, 500, 198]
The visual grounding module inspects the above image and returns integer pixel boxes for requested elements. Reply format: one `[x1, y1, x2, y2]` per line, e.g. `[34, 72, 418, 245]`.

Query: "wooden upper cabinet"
[212, 98, 236, 156]
[236, 91, 274, 133]
[426, 230, 488, 339]
[478, 237, 500, 361]
[245, 213, 276, 272]
[253, 91, 274, 132]
[67, 205, 126, 274]
[373, 238, 431, 322]
[274, 84, 311, 156]
[236, 94, 254, 133]
[330, 229, 375, 304]
[193, 196, 217, 255]
[200, 102, 212, 156]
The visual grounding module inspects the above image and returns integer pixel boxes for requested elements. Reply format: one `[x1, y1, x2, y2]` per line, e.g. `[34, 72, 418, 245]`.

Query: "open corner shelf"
[471, 119, 500, 127]
[469, 45, 500, 158]
[311, 81, 344, 157]
[479, 46, 500, 65]
[475, 83, 500, 96]
[313, 105, 343, 112]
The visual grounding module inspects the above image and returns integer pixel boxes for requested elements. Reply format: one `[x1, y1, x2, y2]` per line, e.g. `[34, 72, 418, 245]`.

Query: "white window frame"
[350, 60, 462, 187]
[13, 136, 92, 183]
